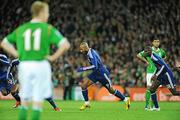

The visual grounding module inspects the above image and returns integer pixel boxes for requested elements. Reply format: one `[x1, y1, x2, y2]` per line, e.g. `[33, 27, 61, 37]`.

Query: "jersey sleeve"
[5, 29, 17, 44]
[161, 49, 166, 58]
[138, 51, 145, 57]
[49, 26, 65, 46]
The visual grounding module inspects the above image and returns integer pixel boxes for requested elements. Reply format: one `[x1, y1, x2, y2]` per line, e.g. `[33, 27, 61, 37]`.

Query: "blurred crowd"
[0, 0, 180, 88]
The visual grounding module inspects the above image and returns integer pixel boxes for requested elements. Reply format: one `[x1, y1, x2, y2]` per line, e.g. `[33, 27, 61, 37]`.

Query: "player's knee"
[81, 84, 87, 90]
[11, 89, 17, 94]
[1, 90, 8, 96]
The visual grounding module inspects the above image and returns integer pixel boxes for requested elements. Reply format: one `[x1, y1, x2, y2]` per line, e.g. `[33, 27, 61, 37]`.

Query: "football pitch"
[0, 100, 180, 120]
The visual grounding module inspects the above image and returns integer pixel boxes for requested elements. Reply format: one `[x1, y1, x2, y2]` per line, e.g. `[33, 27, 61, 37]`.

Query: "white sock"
[123, 97, 128, 102]
[85, 101, 90, 105]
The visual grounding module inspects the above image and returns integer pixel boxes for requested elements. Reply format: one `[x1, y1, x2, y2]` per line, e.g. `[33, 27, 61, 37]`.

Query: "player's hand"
[145, 62, 149, 67]
[151, 75, 157, 81]
[46, 55, 55, 62]
[76, 67, 84, 72]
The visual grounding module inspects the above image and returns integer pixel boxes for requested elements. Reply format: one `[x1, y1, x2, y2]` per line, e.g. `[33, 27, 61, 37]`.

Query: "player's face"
[152, 40, 160, 48]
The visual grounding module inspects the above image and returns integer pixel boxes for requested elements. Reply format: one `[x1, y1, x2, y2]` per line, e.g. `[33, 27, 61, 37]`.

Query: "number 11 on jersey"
[23, 28, 42, 51]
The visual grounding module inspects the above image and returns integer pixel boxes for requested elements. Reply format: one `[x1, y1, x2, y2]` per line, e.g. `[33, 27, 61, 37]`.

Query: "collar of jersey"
[87, 48, 92, 56]
[152, 47, 160, 51]
[30, 19, 44, 23]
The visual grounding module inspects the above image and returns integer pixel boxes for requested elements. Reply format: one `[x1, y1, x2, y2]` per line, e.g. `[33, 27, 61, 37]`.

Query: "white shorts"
[146, 73, 155, 86]
[18, 60, 52, 102]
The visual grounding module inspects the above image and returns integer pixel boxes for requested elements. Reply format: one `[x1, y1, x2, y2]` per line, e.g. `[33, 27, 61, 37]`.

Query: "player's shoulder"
[139, 50, 144, 54]
[0, 54, 9, 64]
[91, 48, 98, 54]
[0, 54, 8, 58]
[0, 54, 8, 61]
[46, 23, 57, 30]
[159, 48, 165, 52]
[13, 22, 32, 32]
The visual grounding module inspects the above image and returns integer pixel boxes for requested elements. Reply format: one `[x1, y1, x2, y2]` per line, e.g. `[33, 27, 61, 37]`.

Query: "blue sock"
[82, 89, 89, 101]
[151, 92, 159, 108]
[11, 92, 21, 102]
[114, 90, 125, 101]
[46, 97, 57, 109]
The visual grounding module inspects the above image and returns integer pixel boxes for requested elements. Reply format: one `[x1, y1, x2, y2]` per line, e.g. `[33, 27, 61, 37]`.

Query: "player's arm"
[1, 30, 18, 58]
[47, 38, 70, 62]
[77, 50, 98, 72]
[77, 65, 96, 72]
[151, 55, 165, 80]
[137, 51, 149, 64]
[161, 49, 167, 60]
[46, 26, 70, 62]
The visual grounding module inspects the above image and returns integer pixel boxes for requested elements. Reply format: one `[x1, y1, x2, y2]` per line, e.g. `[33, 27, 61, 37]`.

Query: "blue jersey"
[150, 53, 171, 76]
[150, 53, 176, 88]
[83, 49, 112, 89]
[0, 54, 19, 92]
[87, 48, 104, 70]
[0, 54, 10, 80]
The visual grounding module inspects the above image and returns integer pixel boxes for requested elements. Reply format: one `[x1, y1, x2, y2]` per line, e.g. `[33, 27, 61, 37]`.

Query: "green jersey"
[5, 21, 65, 61]
[138, 47, 166, 73]
[152, 47, 166, 58]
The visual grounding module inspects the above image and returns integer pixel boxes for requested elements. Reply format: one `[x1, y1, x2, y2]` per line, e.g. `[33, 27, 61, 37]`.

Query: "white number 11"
[23, 28, 41, 51]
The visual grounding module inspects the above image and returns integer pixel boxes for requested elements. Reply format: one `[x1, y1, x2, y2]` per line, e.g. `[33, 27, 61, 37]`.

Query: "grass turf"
[0, 100, 180, 120]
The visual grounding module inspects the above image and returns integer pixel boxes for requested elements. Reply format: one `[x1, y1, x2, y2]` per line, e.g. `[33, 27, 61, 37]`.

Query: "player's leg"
[80, 77, 94, 110]
[11, 84, 21, 108]
[145, 73, 154, 110]
[32, 61, 52, 120]
[18, 62, 33, 120]
[168, 88, 180, 95]
[46, 97, 61, 111]
[0, 87, 10, 96]
[165, 72, 180, 96]
[100, 73, 130, 110]
[149, 79, 161, 111]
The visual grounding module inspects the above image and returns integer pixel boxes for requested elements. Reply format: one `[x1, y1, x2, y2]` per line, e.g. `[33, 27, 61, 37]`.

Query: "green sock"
[18, 106, 28, 120]
[32, 108, 41, 120]
[145, 89, 151, 108]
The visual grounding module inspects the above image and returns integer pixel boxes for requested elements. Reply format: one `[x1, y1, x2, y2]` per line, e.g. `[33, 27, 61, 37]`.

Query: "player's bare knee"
[1, 91, 8, 96]
[11, 90, 16, 94]
[81, 84, 87, 90]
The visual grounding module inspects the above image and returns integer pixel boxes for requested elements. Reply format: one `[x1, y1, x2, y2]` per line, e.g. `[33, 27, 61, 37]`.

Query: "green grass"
[0, 100, 180, 120]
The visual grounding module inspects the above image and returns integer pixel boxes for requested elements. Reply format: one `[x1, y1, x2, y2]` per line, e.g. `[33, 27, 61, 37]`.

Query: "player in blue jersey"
[143, 47, 180, 111]
[76, 42, 130, 110]
[0, 54, 61, 111]
[0, 54, 21, 108]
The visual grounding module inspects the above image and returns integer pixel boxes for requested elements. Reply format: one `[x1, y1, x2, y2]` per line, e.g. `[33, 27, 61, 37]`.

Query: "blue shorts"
[88, 67, 112, 89]
[0, 73, 14, 94]
[157, 70, 176, 89]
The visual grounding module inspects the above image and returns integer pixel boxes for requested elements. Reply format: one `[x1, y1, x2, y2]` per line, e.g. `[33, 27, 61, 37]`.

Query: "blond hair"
[31, 1, 48, 17]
